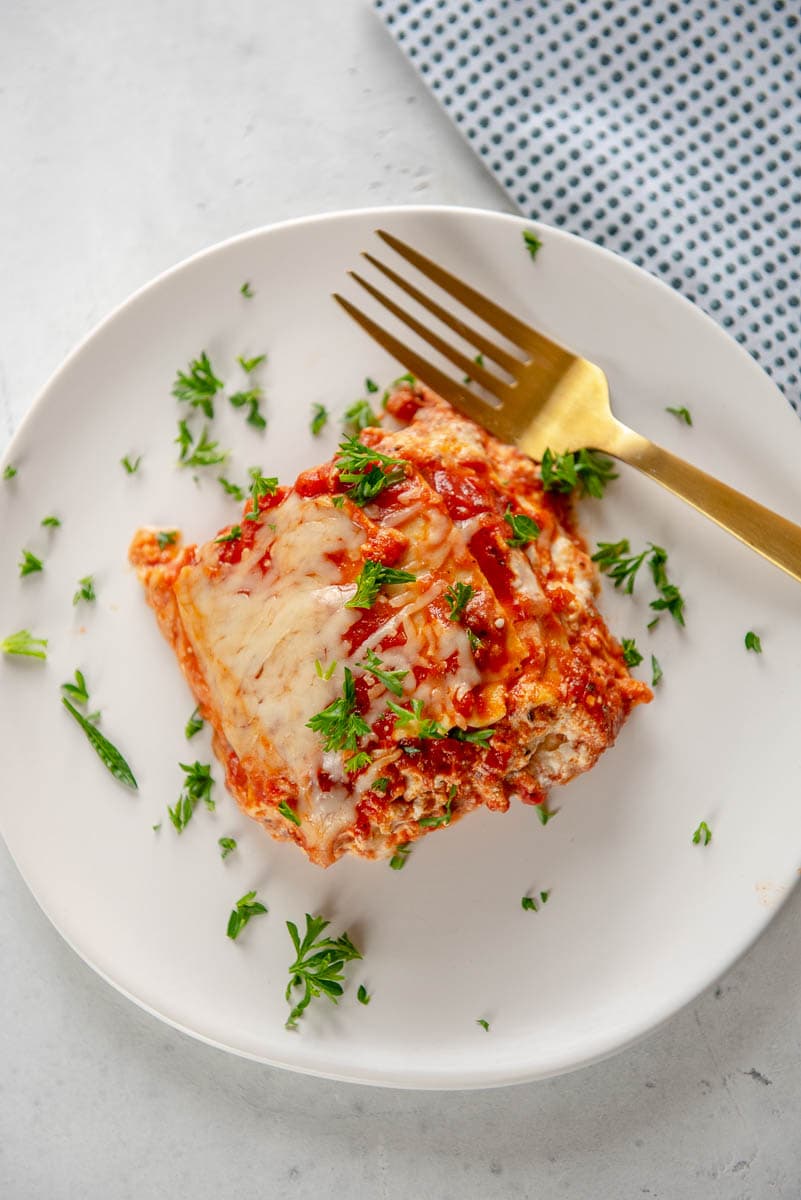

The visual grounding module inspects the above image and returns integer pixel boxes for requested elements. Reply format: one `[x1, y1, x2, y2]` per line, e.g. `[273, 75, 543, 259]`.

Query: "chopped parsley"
[389, 842, 411, 870]
[537, 803, 558, 825]
[61, 669, 90, 705]
[168, 761, 215, 832]
[467, 629, 483, 654]
[651, 654, 663, 687]
[285, 913, 362, 1029]
[278, 798, 302, 826]
[344, 751, 373, 774]
[476, 1018, 490, 1032]
[451, 727, 494, 747]
[365, 377, 379, 394]
[177, 422, 228, 468]
[3, 464, 17, 480]
[19, 550, 43, 577]
[692, 820, 712, 846]
[172, 351, 223, 418]
[343, 398, 378, 434]
[745, 631, 762, 653]
[666, 406, 693, 426]
[61, 691, 137, 790]
[373, 777, 390, 793]
[218, 837, 237, 859]
[41, 515, 61, 528]
[185, 707, 204, 738]
[504, 507, 540, 548]
[306, 667, 370, 753]
[388, 698, 448, 741]
[591, 540, 648, 593]
[237, 353, 267, 373]
[218, 476, 246, 502]
[522, 890, 550, 912]
[120, 454, 141, 474]
[445, 581, 474, 621]
[230, 387, 266, 431]
[357, 984, 371, 1005]
[621, 638, 643, 668]
[244, 467, 279, 521]
[359, 648, 408, 697]
[335, 436, 408, 507]
[227, 890, 268, 940]
[157, 530, 178, 550]
[419, 785, 455, 828]
[214, 525, 242, 544]
[314, 658, 337, 681]
[346, 559, 416, 609]
[463, 352, 485, 384]
[73, 575, 96, 604]
[523, 229, 543, 260]
[540, 447, 618, 499]
[240, 281, 254, 298]
[2, 629, 48, 660]
[310, 402, 329, 436]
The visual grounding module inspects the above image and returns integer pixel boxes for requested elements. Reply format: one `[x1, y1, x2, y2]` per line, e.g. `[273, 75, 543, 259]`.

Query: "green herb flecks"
[72, 575, 95, 604]
[240, 281, 254, 298]
[310, 402, 329, 436]
[278, 798, 302, 826]
[540, 447, 618, 499]
[61, 669, 90, 705]
[451, 726, 494, 747]
[157, 530, 178, 550]
[285, 913, 362, 1029]
[344, 751, 373, 774]
[445, 581, 474, 621]
[214, 525, 242, 544]
[244, 467, 279, 521]
[218, 476, 246, 502]
[504, 507, 540, 548]
[177, 422, 228, 468]
[389, 842, 411, 870]
[121, 454, 142, 474]
[359, 648, 408, 697]
[476, 1018, 490, 1032]
[168, 761, 214, 832]
[61, 697, 137, 790]
[591, 540, 648, 594]
[419, 785, 455, 829]
[523, 230, 542, 260]
[343, 398, 378, 435]
[692, 820, 712, 846]
[651, 654, 663, 687]
[41, 515, 61, 528]
[346, 559, 416, 609]
[237, 353, 267, 374]
[229, 387, 266, 431]
[19, 550, 43, 578]
[388, 698, 448, 741]
[172, 351, 223, 419]
[335, 436, 408, 507]
[218, 837, 237, 859]
[3, 464, 17, 480]
[2, 629, 48, 660]
[745, 631, 762, 653]
[227, 890, 268, 940]
[463, 352, 485, 385]
[666, 406, 693, 426]
[621, 638, 643, 669]
[185, 707, 204, 738]
[357, 984, 371, 1005]
[306, 667, 370, 753]
[537, 803, 558, 826]
[314, 658, 337, 681]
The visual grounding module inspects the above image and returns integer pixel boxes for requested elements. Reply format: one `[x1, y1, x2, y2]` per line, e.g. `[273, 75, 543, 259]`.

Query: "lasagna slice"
[130, 383, 650, 867]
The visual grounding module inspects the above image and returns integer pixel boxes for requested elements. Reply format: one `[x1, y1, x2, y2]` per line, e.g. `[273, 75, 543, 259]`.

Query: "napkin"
[374, 0, 801, 415]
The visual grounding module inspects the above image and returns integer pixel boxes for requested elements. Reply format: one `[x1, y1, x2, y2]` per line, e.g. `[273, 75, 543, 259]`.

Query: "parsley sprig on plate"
[540, 447, 618, 499]
[285, 913, 362, 1030]
[172, 351, 223, 419]
[335, 436, 408, 507]
[2, 629, 48, 660]
[60, 671, 137, 790]
[168, 761, 215, 831]
[227, 890, 268, 940]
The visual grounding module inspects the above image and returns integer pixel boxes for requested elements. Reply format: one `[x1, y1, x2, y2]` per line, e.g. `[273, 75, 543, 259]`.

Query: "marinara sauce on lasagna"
[130, 384, 651, 866]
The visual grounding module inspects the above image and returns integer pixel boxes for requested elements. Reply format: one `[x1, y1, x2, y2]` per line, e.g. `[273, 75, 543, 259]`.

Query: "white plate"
[2, 206, 800, 1090]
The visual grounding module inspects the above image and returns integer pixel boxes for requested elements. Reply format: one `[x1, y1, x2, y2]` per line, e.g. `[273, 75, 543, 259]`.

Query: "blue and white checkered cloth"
[375, 0, 801, 415]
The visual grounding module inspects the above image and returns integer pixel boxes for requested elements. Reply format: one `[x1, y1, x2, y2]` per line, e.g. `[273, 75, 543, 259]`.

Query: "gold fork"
[333, 229, 801, 584]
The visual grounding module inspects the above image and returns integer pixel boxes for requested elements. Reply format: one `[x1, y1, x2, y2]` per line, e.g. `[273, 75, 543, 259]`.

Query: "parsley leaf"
[3, 464, 17, 480]
[61, 697, 137, 789]
[373, 777, 390, 793]
[214, 525, 242, 544]
[357, 984, 371, 1005]
[540, 447, 618, 499]
[419, 785, 455, 828]
[73, 575, 96, 604]
[306, 667, 370, 753]
[343, 398, 378, 434]
[120, 454, 141, 474]
[389, 699, 448, 741]
[314, 658, 337, 680]
[346, 559, 416, 609]
[278, 798, 302, 826]
[504, 507, 540, 548]
[61, 669, 90, 705]
[692, 820, 712, 846]
[445, 581, 474, 621]
[285, 913, 362, 1029]
[389, 842, 411, 870]
[521, 896, 538, 911]
[666, 406, 693, 426]
[365, 378, 379, 394]
[218, 476, 246, 502]
[237, 353, 267, 374]
[244, 467, 279, 521]
[591, 540, 648, 593]
[2, 629, 48, 660]
[218, 837, 237, 859]
[168, 761, 214, 832]
[621, 638, 643, 668]
[177, 423, 228, 468]
[334, 436, 408, 507]
[651, 654, 663, 687]
[227, 890, 268, 940]
[310, 402, 329, 436]
[19, 550, 43, 577]
[537, 803, 558, 825]
[359, 648, 408, 697]
[185, 707, 204, 738]
[240, 281, 254, 298]
[344, 750, 373, 774]
[476, 1018, 490, 1032]
[157, 530, 178, 550]
[451, 727, 494, 747]
[172, 351, 223, 418]
[523, 229, 543, 260]
[745, 630, 762, 653]
[230, 387, 266, 431]
[41, 515, 61, 528]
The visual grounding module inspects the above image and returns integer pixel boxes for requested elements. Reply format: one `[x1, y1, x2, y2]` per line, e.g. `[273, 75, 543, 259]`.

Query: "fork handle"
[603, 424, 801, 584]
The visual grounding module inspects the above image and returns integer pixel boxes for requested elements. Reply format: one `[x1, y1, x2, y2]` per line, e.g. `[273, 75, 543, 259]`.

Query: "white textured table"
[2, 3, 800, 1196]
